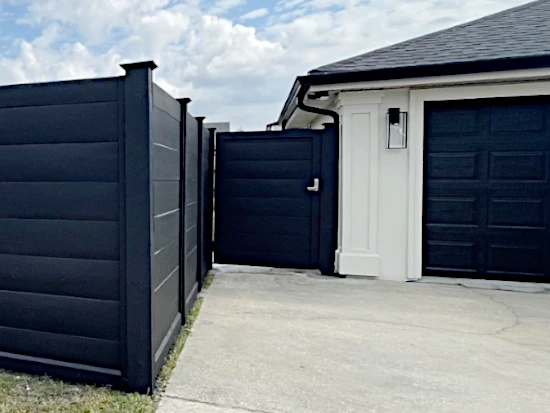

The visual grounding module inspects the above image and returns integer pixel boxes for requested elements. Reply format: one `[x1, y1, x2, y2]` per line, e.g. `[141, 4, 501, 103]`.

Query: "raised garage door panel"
[424, 98, 550, 282]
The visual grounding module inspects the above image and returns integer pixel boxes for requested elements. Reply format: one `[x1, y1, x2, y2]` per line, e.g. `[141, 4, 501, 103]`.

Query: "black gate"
[214, 126, 337, 274]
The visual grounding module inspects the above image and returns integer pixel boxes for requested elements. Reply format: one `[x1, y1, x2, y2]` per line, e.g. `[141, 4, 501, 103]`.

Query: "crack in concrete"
[206, 309, 516, 338]
[486, 296, 521, 335]
[459, 285, 521, 334]
[163, 395, 280, 413]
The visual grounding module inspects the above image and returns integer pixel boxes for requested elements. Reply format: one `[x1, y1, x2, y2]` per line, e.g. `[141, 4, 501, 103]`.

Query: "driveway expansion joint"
[164, 395, 281, 413]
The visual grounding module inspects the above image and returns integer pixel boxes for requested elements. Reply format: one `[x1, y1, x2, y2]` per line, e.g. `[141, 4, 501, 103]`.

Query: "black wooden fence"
[199, 124, 216, 285]
[0, 61, 214, 393]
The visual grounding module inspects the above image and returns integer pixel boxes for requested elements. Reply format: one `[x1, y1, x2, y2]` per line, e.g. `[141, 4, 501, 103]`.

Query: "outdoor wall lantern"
[387, 108, 408, 149]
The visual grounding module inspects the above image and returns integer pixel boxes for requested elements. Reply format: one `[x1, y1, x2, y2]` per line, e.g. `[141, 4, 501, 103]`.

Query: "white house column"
[336, 91, 384, 277]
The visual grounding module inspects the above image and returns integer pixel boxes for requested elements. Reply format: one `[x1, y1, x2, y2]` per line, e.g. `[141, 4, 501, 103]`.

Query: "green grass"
[152, 296, 204, 404]
[201, 271, 216, 291]
[0, 271, 215, 413]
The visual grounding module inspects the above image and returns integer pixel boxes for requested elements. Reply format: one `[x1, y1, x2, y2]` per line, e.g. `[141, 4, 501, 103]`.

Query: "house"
[273, 0, 550, 283]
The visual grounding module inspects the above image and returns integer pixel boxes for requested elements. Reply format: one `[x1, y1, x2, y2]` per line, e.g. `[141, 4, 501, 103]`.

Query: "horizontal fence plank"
[0, 254, 119, 300]
[218, 232, 311, 254]
[0, 182, 118, 221]
[185, 224, 198, 257]
[224, 196, 311, 218]
[0, 142, 118, 182]
[152, 271, 179, 352]
[152, 239, 179, 291]
[220, 216, 310, 235]
[153, 313, 180, 376]
[0, 78, 119, 109]
[219, 178, 309, 198]
[152, 107, 180, 149]
[152, 144, 179, 181]
[184, 246, 198, 294]
[221, 138, 312, 161]
[0, 219, 119, 260]
[0, 290, 119, 340]
[153, 181, 179, 217]
[153, 84, 181, 121]
[153, 210, 179, 254]
[0, 102, 118, 145]
[185, 178, 198, 204]
[185, 202, 198, 235]
[223, 159, 312, 179]
[186, 153, 198, 180]
[185, 117, 199, 157]
[0, 326, 120, 369]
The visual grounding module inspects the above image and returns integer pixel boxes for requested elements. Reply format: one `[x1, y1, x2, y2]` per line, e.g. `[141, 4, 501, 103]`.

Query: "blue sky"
[0, 0, 532, 129]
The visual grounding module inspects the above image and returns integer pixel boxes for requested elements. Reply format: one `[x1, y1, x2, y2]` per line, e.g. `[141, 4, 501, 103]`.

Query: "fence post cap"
[196, 116, 206, 123]
[120, 61, 158, 72]
[177, 98, 192, 104]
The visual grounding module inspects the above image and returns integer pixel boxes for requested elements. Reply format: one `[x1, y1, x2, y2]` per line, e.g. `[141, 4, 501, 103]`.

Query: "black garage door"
[424, 97, 550, 282]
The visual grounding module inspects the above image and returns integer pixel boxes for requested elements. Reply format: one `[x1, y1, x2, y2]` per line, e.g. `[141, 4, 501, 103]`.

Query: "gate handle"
[307, 178, 320, 193]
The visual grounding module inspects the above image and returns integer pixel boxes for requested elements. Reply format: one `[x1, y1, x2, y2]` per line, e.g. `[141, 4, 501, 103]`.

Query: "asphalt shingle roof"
[310, 0, 550, 75]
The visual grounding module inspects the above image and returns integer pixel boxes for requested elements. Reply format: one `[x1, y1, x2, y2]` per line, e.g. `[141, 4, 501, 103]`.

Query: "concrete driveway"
[159, 266, 550, 413]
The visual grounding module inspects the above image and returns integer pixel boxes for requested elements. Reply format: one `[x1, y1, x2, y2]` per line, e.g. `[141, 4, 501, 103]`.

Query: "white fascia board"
[308, 68, 550, 93]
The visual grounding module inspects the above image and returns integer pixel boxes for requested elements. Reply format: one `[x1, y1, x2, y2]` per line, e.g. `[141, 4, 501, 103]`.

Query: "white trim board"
[407, 81, 550, 280]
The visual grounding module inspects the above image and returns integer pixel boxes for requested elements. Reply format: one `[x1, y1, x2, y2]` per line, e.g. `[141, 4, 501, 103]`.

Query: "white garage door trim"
[407, 81, 550, 280]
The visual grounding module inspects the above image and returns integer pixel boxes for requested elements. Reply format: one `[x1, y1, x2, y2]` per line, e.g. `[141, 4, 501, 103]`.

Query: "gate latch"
[307, 178, 320, 193]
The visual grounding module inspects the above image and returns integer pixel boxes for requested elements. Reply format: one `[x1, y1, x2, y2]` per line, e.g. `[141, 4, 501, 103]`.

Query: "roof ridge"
[311, 0, 549, 74]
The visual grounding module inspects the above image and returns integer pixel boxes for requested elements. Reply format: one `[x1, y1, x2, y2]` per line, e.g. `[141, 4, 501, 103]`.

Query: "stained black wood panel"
[152, 84, 181, 121]
[0, 326, 120, 369]
[0, 77, 119, 109]
[0, 219, 119, 260]
[152, 239, 179, 290]
[152, 269, 179, 353]
[153, 181, 179, 216]
[0, 290, 119, 340]
[0, 254, 119, 300]
[152, 144, 180, 181]
[150, 86, 182, 377]
[183, 113, 199, 315]
[0, 73, 124, 387]
[0, 182, 118, 221]
[0, 142, 119, 182]
[0, 63, 211, 393]
[198, 123, 212, 285]
[215, 128, 338, 272]
[424, 97, 550, 282]
[0, 102, 118, 144]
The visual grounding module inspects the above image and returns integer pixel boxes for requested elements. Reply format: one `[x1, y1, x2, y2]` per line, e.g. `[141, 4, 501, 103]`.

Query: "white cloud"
[240, 8, 268, 21]
[276, 0, 307, 11]
[0, 0, 535, 129]
[208, 0, 247, 15]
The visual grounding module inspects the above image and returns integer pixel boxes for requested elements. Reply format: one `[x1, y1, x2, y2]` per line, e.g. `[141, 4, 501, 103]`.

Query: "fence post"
[177, 98, 191, 318]
[196, 117, 205, 288]
[120, 60, 157, 393]
[207, 128, 216, 270]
